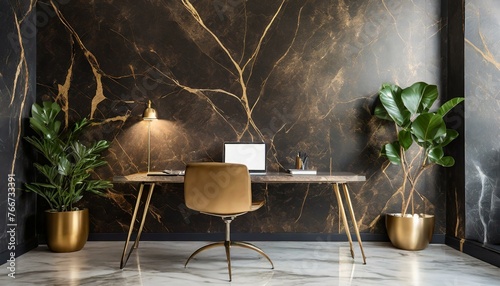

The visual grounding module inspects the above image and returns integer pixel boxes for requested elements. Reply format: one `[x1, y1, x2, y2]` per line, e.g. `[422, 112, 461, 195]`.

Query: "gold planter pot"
[385, 213, 435, 251]
[45, 208, 89, 252]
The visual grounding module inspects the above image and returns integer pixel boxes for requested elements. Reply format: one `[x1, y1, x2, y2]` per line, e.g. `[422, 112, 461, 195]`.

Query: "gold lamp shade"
[143, 100, 158, 120]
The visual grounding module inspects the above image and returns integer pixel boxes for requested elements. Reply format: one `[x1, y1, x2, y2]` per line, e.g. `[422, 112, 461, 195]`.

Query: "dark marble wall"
[0, 1, 37, 258]
[444, 0, 466, 241]
[464, 1, 500, 245]
[36, 0, 446, 237]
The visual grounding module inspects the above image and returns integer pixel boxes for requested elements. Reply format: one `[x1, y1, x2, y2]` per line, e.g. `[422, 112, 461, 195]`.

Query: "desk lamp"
[143, 100, 158, 173]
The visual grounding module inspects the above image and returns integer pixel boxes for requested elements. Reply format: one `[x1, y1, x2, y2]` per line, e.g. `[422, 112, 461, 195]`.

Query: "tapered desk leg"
[341, 183, 367, 264]
[132, 183, 155, 249]
[120, 183, 156, 269]
[333, 183, 355, 259]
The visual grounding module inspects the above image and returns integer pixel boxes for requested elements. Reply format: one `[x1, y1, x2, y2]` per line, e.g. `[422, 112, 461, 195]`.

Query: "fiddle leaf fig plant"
[25, 101, 112, 212]
[374, 82, 464, 216]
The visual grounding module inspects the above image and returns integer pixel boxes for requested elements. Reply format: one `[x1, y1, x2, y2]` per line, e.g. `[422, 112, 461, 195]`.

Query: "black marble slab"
[464, 0, 500, 245]
[35, 0, 446, 237]
[0, 0, 38, 259]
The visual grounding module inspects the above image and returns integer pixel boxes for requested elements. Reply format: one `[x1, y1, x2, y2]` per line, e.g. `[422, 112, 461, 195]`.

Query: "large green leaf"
[428, 146, 456, 167]
[373, 103, 393, 121]
[411, 113, 446, 144]
[437, 156, 455, 167]
[398, 129, 413, 150]
[437, 97, 465, 116]
[437, 129, 459, 147]
[381, 142, 401, 165]
[428, 146, 444, 162]
[378, 84, 410, 127]
[419, 83, 438, 112]
[401, 82, 438, 113]
[401, 82, 425, 114]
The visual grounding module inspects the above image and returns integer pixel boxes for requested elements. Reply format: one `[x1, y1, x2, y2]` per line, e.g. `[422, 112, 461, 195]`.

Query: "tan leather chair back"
[184, 162, 252, 215]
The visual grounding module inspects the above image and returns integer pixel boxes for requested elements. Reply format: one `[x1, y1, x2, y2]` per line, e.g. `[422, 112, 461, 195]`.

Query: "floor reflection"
[1, 241, 499, 285]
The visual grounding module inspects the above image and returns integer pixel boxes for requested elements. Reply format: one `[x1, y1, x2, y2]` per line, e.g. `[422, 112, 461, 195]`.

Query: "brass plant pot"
[45, 208, 89, 252]
[385, 213, 435, 251]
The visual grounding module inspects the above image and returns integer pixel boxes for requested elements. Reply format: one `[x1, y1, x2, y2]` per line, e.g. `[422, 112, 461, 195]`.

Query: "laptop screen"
[223, 142, 266, 174]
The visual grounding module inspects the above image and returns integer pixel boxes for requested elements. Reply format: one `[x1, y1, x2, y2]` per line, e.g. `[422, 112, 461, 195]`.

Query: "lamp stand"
[147, 120, 151, 173]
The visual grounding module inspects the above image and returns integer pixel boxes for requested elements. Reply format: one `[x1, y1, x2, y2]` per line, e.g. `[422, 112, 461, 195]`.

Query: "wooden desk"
[114, 172, 367, 268]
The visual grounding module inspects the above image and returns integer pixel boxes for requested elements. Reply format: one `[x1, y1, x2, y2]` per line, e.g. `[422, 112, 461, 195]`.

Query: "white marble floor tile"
[1, 241, 499, 285]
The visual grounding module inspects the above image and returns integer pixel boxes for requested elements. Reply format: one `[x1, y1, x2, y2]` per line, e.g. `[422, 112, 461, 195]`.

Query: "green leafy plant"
[25, 101, 112, 212]
[374, 82, 464, 216]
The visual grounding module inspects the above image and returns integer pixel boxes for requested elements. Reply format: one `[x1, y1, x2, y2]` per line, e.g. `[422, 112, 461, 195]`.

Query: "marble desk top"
[113, 172, 366, 184]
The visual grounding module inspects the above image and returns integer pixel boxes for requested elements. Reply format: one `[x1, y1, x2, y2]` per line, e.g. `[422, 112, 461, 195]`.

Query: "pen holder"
[295, 152, 309, 170]
[295, 156, 302, 169]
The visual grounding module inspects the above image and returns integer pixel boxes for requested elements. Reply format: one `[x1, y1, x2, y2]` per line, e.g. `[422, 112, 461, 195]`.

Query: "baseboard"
[446, 235, 500, 267]
[0, 237, 38, 264]
[88, 232, 446, 243]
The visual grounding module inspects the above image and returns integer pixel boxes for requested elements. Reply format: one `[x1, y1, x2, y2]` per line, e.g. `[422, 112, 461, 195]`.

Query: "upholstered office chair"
[183, 162, 274, 281]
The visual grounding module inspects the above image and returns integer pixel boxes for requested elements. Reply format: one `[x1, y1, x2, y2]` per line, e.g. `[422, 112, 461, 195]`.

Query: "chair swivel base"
[184, 240, 274, 281]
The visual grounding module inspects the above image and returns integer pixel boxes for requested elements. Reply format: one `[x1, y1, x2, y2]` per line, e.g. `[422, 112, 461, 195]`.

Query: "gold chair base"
[185, 240, 274, 282]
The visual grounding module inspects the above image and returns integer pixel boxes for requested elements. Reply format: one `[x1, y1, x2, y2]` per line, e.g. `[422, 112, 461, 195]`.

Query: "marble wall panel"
[464, 1, 500, 244]
[444, 0, 466, 241]
[36, 0, 446, 236]
[0, 0, 37, 258]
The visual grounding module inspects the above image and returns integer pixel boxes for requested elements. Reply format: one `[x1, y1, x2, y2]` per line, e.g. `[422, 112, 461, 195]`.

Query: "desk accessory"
[290, 151, 316, 174]
[286, 169, 317, 175]
[295, 151, 310, 170]
[146, 169, 185, 176]
[163, 169, 185, 175]
[223, 142, 267, 174]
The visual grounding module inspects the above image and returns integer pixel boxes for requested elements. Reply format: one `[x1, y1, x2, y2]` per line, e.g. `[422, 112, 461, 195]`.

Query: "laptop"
[223, 142, 267, 175]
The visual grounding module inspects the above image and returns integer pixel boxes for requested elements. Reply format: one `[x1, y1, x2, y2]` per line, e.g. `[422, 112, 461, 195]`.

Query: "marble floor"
[1, 241, 499, 285]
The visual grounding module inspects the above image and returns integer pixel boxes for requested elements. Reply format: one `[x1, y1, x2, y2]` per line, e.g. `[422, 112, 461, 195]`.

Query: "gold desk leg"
[120, 183, 155, 269]
[120, 183, 145, 269]
[341, 183, 367, 264]
[133, 183, 155, 249]
[333, 183, 355, 259]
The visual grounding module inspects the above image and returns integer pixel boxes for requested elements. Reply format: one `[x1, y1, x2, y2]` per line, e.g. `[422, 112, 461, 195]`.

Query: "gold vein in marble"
[147, 205, 170, 232]
[55, 49, 74, 126]
[294, 184, 311, 223]
[466, 36, 500, 70]
[50, 0, 107, 119]
[10, 4, 34, 174]
[91, 114, 131, 126]
[180, 0, 287, 142]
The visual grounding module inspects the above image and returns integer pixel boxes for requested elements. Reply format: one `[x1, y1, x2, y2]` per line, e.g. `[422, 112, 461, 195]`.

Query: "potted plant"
[374, 82, 464, 250]
[25, 101, 112, 252]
